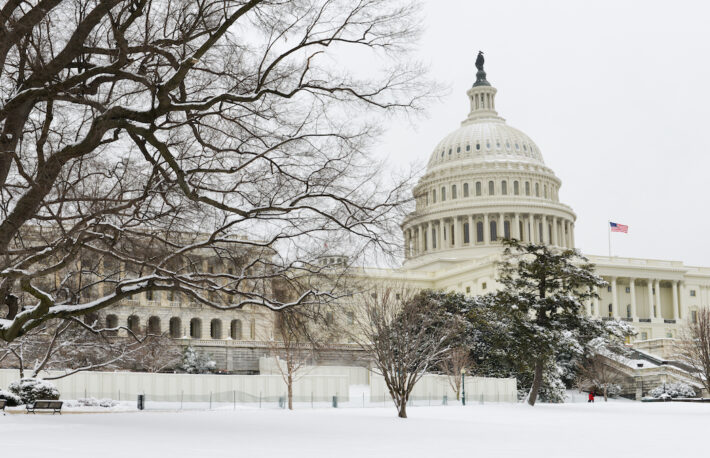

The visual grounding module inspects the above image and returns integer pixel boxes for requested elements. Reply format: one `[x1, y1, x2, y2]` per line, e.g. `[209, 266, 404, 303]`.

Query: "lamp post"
[461, 368, 466, 406]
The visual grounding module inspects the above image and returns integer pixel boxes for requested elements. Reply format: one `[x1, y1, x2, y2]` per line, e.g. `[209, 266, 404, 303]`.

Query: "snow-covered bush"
[649, 382, 696, 399]
[181, 346, 216, 374]
[65, 398, 118, 408]
[8, 378, 60, 404]
[0, 389, 22, 406]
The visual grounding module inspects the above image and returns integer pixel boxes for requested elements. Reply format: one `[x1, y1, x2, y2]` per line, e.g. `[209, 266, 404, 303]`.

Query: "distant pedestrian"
[588, 391, 595, 403]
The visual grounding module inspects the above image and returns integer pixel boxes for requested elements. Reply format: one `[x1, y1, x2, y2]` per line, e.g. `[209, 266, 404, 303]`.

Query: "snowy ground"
[2, 400, 708, 457]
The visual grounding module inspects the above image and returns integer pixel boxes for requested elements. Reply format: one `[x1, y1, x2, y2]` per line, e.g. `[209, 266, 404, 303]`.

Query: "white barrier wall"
[0, 369, 349, 403]
[0, 367, 516, 404]
[370, 373, 517, 402]
[258, 358, 371, 385]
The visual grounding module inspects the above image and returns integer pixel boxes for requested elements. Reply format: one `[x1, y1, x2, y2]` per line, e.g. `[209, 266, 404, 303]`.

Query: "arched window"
[514, 181, 520, 195]
[501, 181, 507, 195]
[230, 319, 243, 340]
[544, 185, 548, 198]
[463, 183, 469, 197]
[106, 314, 118, 336]
[463, 223, 470, 244]
[169, 317, 182, 338]
[535, 183, 540, 197]
[441, 187, 446, 201]
[148, 316, 161, 334]
[504, 221, 511, 239]
[210, 319, 222, 339]
[127, 315, 140, 334]
[475, 182, 482, 196]
[190, 318, 202, 339]
[452, 185, 457, 199]
[476, 222, 484, 242]
[525, 182, 530, 196]
[490, 221, 497, 241]
[432, 190, 436, 203]
[488, 181, 495, 196]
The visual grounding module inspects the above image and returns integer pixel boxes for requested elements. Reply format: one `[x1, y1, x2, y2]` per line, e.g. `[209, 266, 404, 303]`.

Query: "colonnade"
[590, 277, 683, 323]
[404, 212, 574, 258]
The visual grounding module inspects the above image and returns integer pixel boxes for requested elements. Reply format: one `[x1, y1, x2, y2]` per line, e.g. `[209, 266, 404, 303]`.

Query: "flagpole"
[608, 221, 611, 258]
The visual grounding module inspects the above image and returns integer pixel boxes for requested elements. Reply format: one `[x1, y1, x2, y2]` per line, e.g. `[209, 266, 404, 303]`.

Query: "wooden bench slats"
[26, 400, 63, 414]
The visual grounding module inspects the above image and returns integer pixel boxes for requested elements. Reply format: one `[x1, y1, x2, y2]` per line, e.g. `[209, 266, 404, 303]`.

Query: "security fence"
[0, 367, 517, 410]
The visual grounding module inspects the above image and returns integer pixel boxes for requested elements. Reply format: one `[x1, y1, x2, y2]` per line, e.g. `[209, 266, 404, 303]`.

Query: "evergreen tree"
[492, 240, 606, 406]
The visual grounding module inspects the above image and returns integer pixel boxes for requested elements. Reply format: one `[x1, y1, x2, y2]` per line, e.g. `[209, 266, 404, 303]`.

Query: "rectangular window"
[641, 332, 648, 340]
[692, 310, 698, 324]
[607, 286, 612, 292]
[488, 181, 495, 195]
[690, 290, 696, 297]
[465, 286, 471, 294]
[625, 287, 631, 293]
[476, 222, 484, 242]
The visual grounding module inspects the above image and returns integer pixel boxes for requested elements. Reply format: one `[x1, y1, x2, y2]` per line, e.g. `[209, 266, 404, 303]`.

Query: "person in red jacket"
[588, 391, 595, 403]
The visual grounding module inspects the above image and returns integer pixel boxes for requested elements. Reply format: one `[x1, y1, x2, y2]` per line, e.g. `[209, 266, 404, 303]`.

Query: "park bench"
[26, 400, 63, 415]
[0, 399, 6, 415]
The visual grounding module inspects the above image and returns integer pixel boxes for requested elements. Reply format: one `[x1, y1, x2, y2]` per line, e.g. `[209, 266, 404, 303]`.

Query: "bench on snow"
[0, 399, 6, 414]
[26, 400, 63, 414]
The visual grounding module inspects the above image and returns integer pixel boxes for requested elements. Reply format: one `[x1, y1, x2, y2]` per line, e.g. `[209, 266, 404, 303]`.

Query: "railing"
[639, 318, 651, 323]
[664, 319, 677, 324]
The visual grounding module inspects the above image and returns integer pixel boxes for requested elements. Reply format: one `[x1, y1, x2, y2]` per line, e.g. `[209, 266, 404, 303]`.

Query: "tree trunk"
[527, 358, 544, 406]
[287, 372, 293, 410]
[603, 386, 608, 402]
[398, 400, 407, 418]
[456, 385, 460, 401]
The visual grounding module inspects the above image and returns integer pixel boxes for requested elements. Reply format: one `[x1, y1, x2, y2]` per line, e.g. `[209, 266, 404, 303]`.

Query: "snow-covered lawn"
[2, 401, 707, 457]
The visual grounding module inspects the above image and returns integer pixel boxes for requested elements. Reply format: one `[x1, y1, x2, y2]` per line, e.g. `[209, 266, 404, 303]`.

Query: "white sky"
[374, 0, 710, 266]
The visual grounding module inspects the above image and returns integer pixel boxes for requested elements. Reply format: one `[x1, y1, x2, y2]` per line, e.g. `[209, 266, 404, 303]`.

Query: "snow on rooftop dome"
[426, 54, 545, 169]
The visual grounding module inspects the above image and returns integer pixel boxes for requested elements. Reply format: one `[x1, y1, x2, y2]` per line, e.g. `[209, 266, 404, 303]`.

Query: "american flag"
[610, 222, 628, 233]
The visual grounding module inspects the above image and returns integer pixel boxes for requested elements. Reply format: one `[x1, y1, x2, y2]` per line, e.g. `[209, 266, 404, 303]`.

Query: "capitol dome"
[402, 53, 576, 269]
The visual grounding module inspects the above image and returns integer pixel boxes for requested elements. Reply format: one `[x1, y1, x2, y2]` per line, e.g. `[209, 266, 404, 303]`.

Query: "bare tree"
[353, 288, 463, 418]
[677, 307, 710, 395]
[266, 303, 336, 410]
[576, 354, 623, 401]
[0, 317, 156, 379]
[0, 0, 432, 343]
[441, 347, 472, 401]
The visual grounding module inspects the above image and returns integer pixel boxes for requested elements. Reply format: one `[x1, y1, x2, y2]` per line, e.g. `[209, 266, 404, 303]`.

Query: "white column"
[593, 286, 600, 317]
[532, 215, 538, 243]
[655, 280, 662, 320]
[672, 281, 679, 321]
[514, 213, 521, 240]
[468, 215, 473, 245]
[570, 223, 575, 248]
[483, 213, 490, 245]
[552, 217, 558, 246]
[560, 219, 567, 248]
[542, 215, 548, 244]
[455, 217, 463, 248]
[418, 225, 423, 254]
[630, 278, 637, 320]
[647, 279, 654, 319]
[499, 212, 505, 241]
[525, 215, 532, 242]
[611, 277, 618, 317]
[437, 220, 443, 251]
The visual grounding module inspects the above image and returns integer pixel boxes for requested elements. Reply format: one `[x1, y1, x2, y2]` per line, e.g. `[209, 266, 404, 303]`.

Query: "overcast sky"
[375, 0, 710, 266]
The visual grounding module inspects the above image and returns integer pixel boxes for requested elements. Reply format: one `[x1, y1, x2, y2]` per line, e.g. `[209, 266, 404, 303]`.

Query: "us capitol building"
[106, 55, 710, 379]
